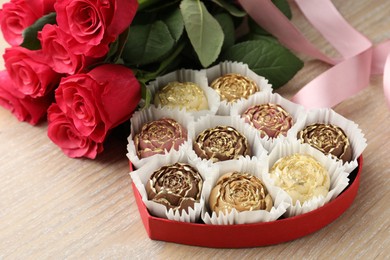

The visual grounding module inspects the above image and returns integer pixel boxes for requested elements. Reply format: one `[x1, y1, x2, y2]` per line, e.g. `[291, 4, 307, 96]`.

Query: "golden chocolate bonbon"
[154, 82, 208, 111]
[210, 73, 259, 102]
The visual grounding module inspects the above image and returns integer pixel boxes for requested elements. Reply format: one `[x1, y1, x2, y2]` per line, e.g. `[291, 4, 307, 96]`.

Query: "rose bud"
[146, 163, 203, 213]
[210, 73, 259, 103]
[55, 0, 138, 58]
[209, 172, 273, 214]
[134, 118, 188, 159]
[242, 103, 293, 138]
[0, 0, 56, 46]
[297, 123, 352, 162]
[270, 154, 330, 205]
[194, 125, 250, 162]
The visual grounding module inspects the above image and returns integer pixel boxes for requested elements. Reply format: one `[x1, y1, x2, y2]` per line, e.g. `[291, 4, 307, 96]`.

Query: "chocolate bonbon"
[210, 73, 258, 102]
[134, 118, 187, 159]
[270, 154, 330, 204]
[297, 123, 352, 162]
[193, 125, 250, 162]
[146, 163, 203, 213]
[209, 172, 273, 214]
[154, 81, 208, 111]
[242, 103, 293, 138]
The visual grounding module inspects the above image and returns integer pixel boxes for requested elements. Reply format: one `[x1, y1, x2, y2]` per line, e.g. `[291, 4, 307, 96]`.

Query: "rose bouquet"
[0, 0, 302, 159]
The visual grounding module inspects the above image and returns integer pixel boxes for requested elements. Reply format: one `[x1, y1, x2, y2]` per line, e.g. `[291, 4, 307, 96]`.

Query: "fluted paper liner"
[147, 68, 220, 119]
[187, 114, 268, 166]
[130, 153, 217, 223]
[127, 106, 195, 169]
[290, 108, 367, 173]
[201, 156, 289, 225]
[230, 92, 307, 152]
[205, 61, 273, 115]
[265, 141, 349, 217]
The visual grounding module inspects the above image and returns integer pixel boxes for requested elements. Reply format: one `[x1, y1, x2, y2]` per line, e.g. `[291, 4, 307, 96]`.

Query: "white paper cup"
[130, 153, 217, 223]
[188, 114, 267, 166]
[127, 106, 194, 169]
[201, 156, 289, 225]
[231, 92, 307, 152]
[147, 68, 220, 119]
[291, 108, 367, 173]
[266, 140, 349, 217]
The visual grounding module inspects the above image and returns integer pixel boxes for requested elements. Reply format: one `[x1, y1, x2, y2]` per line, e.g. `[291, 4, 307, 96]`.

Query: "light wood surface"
[1, 1, 389, 259]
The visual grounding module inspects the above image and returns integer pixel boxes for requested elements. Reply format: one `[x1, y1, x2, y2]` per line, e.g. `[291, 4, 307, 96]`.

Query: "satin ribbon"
[238, 0, 390, 109]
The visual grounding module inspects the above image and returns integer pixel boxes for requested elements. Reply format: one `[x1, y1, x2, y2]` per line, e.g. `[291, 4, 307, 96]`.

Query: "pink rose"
[0, 0, 56, 46]
[55, 0, 138, 58]
[47, 104, 103, 159]
[39, 24, 96, 75]
[0, 70, 52, 125]
[48, 64, 141, 158]
[3, 46, 61, 98]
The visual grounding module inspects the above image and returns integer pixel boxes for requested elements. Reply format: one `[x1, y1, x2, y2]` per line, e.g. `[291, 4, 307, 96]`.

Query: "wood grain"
[0, 0, 389, 259]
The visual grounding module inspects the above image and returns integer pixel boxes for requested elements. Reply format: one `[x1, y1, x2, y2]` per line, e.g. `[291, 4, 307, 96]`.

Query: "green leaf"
[106, 27, 130, 63]
[140, 82, 152, 109]
[135, 42, 186, 83]
[162, 8, 184, 42]
[21, 12, 57, 50]
[239, 34, 279, 44]
[222, 40, 303, 88]
[211, 0, 247, 17]
[180, 0, 224, 68]
[123, 21, 175, 65]
[215, 13, 235, 51]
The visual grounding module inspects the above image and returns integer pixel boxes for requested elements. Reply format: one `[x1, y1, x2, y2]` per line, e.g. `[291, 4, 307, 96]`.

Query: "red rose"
[55, 73, 107, 142]
[55, 0, 138, 58]
[48, 64, 141, 158]
[47, 104, 103, 159]
[39, 24, 96, 75]
[0, 70, 52, 125]
[3, 46, 61, 98]
[0, 0, 55, 46]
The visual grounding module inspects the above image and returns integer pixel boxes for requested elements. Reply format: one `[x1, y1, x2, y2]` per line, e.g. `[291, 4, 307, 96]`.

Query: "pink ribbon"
[238, 0, 390, 109]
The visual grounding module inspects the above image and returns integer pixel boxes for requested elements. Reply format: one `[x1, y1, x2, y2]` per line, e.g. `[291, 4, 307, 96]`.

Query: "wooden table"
[1, 1, 389, 258]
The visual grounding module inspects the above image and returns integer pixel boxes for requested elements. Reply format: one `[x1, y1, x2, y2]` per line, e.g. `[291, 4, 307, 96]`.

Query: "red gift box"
[130, 156, 362, 248]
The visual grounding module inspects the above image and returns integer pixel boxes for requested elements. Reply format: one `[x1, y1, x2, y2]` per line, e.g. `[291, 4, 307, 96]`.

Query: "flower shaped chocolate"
[270, 154, 330, 204]
[134, 118, 187, 159]
[210, 73, 259, 103]
[209, 172, 273, 214]
[242, 103, 293, 138]
[297, 123, 352, 162]
[146, 163, 203, 213]
[154, 81, 208, 111]
[193, 126, 250, 162]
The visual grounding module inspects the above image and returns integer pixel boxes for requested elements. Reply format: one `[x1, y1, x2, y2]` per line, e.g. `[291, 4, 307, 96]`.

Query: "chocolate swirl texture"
[209, 172, 273, 214]
[210, 73, 259, 102]
[134, 118, 187, 159]
[242, 103, 293, 138]
[297, 123, 352, 162]
[154, 81, 208, 111]
[146, 163, 203, 212]
[193, 126, 250, 162]
[270, 154, 330, 204]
